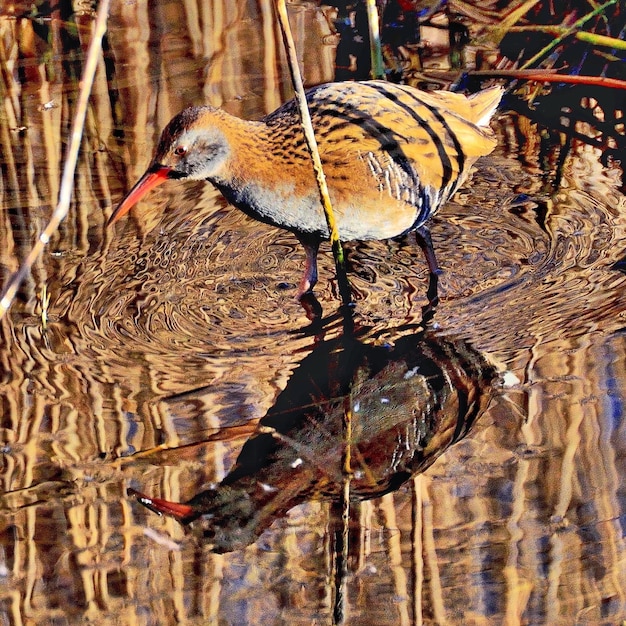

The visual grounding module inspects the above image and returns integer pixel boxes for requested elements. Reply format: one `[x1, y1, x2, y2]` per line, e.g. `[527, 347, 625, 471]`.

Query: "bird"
[109, 80, 502, 299]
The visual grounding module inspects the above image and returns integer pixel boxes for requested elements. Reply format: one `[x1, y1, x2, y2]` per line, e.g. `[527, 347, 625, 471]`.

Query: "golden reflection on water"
[1, 1, 626, 625]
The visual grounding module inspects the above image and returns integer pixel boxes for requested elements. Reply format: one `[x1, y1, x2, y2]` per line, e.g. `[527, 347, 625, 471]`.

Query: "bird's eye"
[173, 146, 187, 156]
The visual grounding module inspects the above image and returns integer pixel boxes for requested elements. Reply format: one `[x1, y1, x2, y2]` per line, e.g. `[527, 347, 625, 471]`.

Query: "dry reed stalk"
[274, 0, 351, 306]
[0, 0, 111, 320]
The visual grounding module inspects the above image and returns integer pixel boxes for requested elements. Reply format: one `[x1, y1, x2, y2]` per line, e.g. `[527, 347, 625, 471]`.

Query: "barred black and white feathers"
[110, 80, 502, 296]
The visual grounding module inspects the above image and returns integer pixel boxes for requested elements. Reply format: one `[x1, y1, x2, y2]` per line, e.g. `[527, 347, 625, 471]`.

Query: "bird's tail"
[467, 86, 504, 127]
[429, 86, 503, 128]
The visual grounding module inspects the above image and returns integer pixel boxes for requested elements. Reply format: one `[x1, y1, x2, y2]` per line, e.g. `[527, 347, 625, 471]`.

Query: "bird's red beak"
[128, 488, 194, 522]
[108, 165, 172, 225]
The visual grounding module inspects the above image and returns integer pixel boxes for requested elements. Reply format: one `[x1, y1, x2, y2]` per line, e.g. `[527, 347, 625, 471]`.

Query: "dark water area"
[1, 1, 626, 624]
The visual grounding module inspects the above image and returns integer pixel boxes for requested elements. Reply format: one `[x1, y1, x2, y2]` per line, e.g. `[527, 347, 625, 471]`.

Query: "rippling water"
[1, 2, 626, 625]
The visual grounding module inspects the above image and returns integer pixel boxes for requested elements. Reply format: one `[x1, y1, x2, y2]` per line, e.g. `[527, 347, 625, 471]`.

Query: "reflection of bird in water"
[109, 81, 502, 300]
[129, 329, 497, 553]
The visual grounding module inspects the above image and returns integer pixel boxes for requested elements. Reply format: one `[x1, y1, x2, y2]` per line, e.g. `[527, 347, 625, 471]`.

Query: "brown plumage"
[109, 80, 502, 297]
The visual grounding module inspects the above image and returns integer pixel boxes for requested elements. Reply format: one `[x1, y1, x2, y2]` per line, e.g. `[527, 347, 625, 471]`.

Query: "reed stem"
[365, 0, 385, 79]
[274, 0, 352, 306]
[519, 0, 617, 70]
[0, 0, 111, 320]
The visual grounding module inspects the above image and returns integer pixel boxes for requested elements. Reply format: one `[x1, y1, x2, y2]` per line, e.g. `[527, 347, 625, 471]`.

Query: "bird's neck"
[209, 112, 318, 233]
[215, 112, 308, 189]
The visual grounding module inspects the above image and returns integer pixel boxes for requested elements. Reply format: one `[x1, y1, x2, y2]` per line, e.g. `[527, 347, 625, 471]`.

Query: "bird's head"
[108, 106, 230, 225]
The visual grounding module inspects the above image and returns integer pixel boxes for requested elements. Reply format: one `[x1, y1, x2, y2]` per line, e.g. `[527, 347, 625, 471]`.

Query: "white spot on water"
[404, 366, 419, 380]
[502, 371, 521, 388]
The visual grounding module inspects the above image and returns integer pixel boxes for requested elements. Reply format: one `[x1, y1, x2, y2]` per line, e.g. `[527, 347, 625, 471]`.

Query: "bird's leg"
[415, 225, 441, 313]
[296, 233, 320, 298]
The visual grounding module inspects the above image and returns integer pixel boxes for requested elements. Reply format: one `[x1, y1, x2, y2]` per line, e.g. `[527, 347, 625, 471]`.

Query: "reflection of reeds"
[0, 0, 111, 319]
[0, 0, 338, 308]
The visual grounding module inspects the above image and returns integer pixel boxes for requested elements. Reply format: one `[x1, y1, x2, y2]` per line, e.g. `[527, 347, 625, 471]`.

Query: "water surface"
[1, 2, 626, 625]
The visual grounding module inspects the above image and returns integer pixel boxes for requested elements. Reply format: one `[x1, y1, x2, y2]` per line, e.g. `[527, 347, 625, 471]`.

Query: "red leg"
[296, 234, 320, 298]
[415, 225, 441, 313]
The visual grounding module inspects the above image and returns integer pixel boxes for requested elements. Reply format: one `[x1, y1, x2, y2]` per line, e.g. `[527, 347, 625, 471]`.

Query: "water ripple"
[39, 129, 626, 399]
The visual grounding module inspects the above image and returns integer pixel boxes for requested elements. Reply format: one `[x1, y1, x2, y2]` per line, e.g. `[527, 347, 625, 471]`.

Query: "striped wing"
[263, 81, 500, 239]
[311, 81, 497, 194]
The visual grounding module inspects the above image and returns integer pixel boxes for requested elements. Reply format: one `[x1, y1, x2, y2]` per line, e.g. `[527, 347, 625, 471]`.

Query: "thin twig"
[0, 0, 111, 320]
[503, 26, 626, 51]
[519, 0, 617, 70]
[488, 0, 542, 46]
[274, 0, 352, 306]
[471, 69, 626, 89]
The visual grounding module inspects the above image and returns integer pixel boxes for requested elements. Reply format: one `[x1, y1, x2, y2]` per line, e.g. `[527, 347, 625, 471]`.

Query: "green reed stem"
[575, 30, 626, 50]
[366, 0, 385, 79]
[519, 0, 617, 69]
[507, 25, 626, 51]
